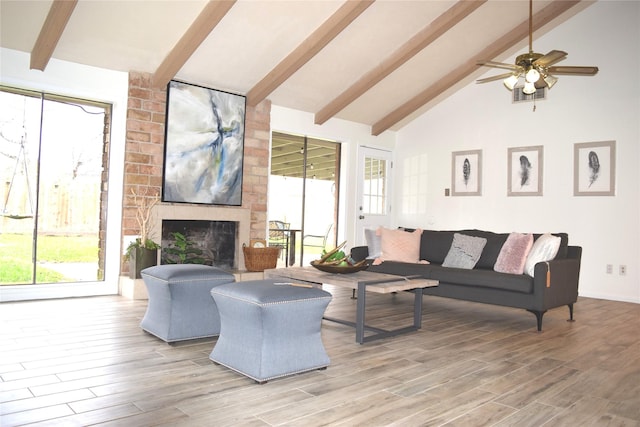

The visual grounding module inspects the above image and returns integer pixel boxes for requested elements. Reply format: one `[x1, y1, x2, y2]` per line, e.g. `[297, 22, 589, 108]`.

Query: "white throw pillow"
[364, 228, 382, 259]
[524, 233, 562, 277]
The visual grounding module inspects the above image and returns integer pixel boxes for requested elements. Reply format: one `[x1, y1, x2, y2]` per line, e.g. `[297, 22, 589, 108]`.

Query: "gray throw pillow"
[442, 233, 487, 269]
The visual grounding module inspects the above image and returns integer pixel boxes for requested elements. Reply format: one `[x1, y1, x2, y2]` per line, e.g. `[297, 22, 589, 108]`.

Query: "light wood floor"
[1, 286, 639, 426]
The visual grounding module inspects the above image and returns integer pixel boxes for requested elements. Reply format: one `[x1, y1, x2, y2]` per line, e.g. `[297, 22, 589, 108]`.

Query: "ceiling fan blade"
[534, 50, 568, 68]
[535, 79, 548, 89]
[548, 66, 599, 75]
[477, 60, 520, 71]
[476, 73, 515, 84]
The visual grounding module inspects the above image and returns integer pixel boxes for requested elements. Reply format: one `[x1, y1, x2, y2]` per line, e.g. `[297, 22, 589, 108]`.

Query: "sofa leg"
[567, 304, 575, 323]
[527, 310, 546, 332]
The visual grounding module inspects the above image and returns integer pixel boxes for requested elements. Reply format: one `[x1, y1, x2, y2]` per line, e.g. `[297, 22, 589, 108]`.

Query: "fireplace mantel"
[150, 204, 250, 270]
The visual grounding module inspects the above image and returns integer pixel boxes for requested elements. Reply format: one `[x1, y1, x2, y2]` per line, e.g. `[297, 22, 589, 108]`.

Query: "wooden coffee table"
[264, 267, 438, 344]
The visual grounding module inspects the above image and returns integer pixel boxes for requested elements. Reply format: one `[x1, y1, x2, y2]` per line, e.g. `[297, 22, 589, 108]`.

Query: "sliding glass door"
[269, 132, 340, 266]
[0, 87, 109, 285]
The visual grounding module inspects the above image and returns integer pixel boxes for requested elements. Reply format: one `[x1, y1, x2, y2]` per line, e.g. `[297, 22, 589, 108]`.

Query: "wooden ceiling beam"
[371, 0, 582, 136]
[246, 0, 374, 107]
[314, 0, 486, 125]
[30, 0, 78, 71]
[151, 0, 237, 89]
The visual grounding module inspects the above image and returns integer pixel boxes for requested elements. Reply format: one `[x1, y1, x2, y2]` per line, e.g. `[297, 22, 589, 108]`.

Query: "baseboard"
[578, 291, 639, 304]
[119, 276, 148, 300]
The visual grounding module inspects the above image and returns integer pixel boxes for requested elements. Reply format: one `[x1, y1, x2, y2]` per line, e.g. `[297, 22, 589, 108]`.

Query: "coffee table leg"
[414, 288, 423, 329]
[356, 283, 366, 344]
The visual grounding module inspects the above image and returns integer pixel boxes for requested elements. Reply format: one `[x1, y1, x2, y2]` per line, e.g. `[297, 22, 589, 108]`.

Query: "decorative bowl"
[310, 260, 369, 274]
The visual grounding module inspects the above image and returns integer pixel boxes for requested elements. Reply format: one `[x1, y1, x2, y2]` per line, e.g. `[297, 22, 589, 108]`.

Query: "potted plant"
[162, 231, 206, 265]
[125, 189, 160, 279]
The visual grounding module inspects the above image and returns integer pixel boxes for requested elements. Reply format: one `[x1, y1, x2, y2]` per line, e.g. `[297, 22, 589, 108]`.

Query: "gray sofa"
[352, 229, 582, 331]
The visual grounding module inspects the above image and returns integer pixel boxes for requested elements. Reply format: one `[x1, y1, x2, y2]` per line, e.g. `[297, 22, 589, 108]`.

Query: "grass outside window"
[0, 234, 98, 284]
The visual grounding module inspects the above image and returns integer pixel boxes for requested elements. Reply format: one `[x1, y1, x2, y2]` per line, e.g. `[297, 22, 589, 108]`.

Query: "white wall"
[0, 48, 129, 301]
[271, 106, 396, 248]
[2, 1, 636, 304]
[395, 1, 640, 303]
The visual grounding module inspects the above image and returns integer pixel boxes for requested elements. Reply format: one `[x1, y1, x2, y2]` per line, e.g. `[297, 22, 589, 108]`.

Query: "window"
[362, 156, 387, 215]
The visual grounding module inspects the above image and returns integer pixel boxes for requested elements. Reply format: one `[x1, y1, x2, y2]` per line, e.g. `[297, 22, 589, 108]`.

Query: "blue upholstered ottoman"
[209, 279, 332, 383]
[140, 265, 235, 342]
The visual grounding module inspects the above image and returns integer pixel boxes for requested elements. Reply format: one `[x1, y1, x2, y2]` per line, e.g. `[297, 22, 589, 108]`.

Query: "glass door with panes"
[355, 146, 393, 246]
[269, 132, 340, 266]
[0, 87, 109, 285]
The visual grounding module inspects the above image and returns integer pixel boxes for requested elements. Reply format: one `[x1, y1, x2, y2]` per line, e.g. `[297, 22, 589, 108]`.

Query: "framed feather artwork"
[451, 149, 482, 196]
[162, 80, 246, 206]
[507, 145, 543, 196]
[574, 140, 616, 196]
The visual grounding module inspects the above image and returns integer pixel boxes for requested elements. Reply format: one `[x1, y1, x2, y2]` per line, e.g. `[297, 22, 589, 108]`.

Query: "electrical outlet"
[445, 188, 450, 196]
[620, 265, 627, 275]
[606, 264, 613, 274]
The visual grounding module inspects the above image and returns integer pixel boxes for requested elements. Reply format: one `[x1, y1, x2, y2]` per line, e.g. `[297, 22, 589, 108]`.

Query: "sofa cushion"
[459, 229, 509, 269]
[524, 233, 561, 277]
[419, 230, 454, 264]
[367, 260, 440, 278]
[442, 233, 487, 269]
[428, 265, 534, 294]
[378, 227, 422, 263]
[367, 261, 534, 294]
[494, 233, 533, 274]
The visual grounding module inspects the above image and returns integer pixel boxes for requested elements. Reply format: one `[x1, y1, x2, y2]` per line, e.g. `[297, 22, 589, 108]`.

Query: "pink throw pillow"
[377, 227, 422, 263]
[494, 232, 534, 274]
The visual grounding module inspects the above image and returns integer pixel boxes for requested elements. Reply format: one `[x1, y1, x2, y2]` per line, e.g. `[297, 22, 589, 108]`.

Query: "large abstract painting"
[163, 80, 246, 205]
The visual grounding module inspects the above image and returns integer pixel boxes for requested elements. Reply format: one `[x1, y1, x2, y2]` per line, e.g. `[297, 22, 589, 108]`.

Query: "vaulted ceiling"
[0, 0, 594, 135]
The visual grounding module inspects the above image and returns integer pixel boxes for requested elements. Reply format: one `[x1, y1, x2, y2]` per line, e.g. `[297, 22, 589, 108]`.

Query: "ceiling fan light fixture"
[476, 0, 599, 98]
[525, 67, 540, 83]
[503, 74, 520, 91]
[523, 81, 537, 95]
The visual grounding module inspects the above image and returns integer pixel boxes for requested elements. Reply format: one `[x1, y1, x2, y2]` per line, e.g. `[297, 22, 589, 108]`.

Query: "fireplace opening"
[161, 220, 237, 269]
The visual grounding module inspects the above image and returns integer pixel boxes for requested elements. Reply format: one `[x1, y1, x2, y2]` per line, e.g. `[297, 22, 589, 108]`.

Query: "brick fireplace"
[120, 71, 270, 279]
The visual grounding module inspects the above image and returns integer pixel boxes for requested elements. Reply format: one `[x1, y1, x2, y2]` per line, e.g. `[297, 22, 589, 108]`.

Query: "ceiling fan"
[476, 0, 599, 95]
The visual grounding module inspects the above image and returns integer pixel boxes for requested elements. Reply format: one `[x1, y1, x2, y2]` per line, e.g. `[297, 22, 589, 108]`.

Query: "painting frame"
[162, 80, 246, 206]
[451, 149, 482, 196]
[507, 145, 543, 196]
[573, 140, 616, 196]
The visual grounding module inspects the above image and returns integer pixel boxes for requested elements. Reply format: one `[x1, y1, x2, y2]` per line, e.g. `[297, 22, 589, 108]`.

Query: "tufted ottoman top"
[211, 279, 331, 305]
[141, 264, 235, 284]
